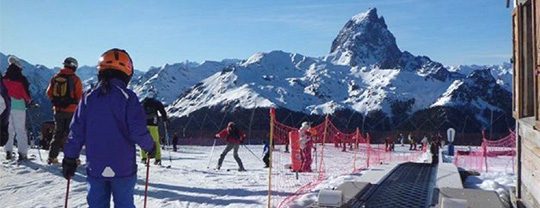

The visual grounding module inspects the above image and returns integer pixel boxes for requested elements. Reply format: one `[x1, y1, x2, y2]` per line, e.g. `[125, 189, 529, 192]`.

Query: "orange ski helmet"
[97, 48, 133, 77]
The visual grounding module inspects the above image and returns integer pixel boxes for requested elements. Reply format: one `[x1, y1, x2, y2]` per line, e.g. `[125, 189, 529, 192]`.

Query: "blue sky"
[0, 0, 512, 71]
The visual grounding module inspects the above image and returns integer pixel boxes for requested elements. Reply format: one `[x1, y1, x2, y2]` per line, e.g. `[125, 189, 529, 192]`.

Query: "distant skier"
[40, 121, 55, 150]
[172, 132, 179, 152]
[333, 132, 342, 148]
[420, 135, 429, 151]
[46, 57, 83, 164]
[140, 89, 168, 165]
[62, 48, 156, 207]
[2, 55, 32, 161]
[384, 137, 393, 152]
[399, 133, 405, 146]
[430, 138, 441, 165]
[262, 139, 270, 168]
[408, 133, 417, 150]
[215, 122, 246, 171]
[284, 135, 290, 153]
[299, 122, 315, 172]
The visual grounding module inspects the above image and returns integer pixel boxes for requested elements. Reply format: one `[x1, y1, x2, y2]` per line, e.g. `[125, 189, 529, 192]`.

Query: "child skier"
[62, 48, 156, 207]
[262, 139, 270, 168]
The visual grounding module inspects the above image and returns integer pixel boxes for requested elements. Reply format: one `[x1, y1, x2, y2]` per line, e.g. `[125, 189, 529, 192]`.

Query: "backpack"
[51, 74, 77, 108]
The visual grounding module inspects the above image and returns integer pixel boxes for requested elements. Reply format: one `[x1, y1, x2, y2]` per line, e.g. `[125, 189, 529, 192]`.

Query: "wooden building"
[512, 0, 540, 207]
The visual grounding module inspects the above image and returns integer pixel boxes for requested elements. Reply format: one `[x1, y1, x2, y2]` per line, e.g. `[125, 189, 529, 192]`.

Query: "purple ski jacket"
[64, 79, 154, 178]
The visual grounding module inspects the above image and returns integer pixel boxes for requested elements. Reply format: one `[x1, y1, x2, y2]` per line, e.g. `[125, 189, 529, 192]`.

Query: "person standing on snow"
[0, 66, 10, 149]
[61, 48, 156, 208]
[46, 57, 83, 164]
[262, 139, 270, 168]
[172, 132, 179, 152]
[2, 55, 32, 161]
[140, 90, 168, 165]
[215, 122, 246, 171]
[420, 135, 429, 151]
[299, 122, 315, 172]
[333, 132, 342, 148]
[408, 133, 416, 150]
[430, 137, 441, 165]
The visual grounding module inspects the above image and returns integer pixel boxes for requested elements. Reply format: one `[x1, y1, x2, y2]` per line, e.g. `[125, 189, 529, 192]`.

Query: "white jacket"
[299, 126, 311, 149]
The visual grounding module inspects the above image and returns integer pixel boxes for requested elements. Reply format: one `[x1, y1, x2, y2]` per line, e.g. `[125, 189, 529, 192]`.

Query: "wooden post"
[267, 108, 275, 208]
[318, 115, 330, 178]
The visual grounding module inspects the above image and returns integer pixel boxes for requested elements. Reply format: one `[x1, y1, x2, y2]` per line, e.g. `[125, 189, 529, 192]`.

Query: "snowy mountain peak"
[327, 8, 401, 68]
[466, 68, 497, 85]
[351, 8, 380, 24]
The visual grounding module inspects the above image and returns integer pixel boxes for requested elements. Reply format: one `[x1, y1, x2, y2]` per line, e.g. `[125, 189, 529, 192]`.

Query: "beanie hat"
[7, 55, 22, 68]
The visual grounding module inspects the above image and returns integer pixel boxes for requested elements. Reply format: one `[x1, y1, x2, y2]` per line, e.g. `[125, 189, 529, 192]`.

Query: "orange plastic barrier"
[289, 131, 302, 172]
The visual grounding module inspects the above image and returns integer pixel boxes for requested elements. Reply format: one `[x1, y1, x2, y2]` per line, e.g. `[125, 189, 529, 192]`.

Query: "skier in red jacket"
[215, 122, 246, 171]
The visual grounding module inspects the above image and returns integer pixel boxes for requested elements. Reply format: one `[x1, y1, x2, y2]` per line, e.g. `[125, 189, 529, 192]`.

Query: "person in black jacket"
[140, 90, 168, 165]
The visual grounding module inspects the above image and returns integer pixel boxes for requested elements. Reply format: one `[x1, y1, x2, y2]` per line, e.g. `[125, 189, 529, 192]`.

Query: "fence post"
[367, 133, 371, 168]
[268, 108, 275, 208]
[318, 115, 330, 178]
[482, 130, 488, 172]
[353, 128, 359, 171]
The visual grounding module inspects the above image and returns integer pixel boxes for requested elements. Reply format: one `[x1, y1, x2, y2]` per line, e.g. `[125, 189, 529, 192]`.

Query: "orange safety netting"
[267, 108, 425, 208]
[453, 130, 516, 173]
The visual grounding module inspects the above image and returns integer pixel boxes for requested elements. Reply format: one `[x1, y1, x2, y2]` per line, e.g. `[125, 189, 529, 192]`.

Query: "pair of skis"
[205, 140, 260, 169]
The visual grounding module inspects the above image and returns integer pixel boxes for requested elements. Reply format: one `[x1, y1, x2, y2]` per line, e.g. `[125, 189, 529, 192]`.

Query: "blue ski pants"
[87, 175, 137, 208]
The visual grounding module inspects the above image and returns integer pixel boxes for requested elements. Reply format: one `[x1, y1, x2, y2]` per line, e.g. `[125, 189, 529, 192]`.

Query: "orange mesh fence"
[483, 130, 516, 173]
[453, 130, 515, 173]
[268, 109, 426, 208]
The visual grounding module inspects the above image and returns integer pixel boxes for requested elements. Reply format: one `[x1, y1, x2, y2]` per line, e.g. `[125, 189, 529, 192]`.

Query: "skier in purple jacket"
[62, 48, 155, 208]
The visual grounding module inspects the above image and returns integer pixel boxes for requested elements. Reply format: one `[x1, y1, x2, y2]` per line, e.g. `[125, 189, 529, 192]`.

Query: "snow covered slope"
[131, 60, 237, 104]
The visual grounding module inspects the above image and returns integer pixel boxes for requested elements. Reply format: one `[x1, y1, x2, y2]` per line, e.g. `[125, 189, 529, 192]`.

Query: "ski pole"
[242, 145, 261, 161]
[36, 139, 42, 162]
[163, 122, 173, 168]
[206, 139, 217, 169]
[64, 178, 70, 208]
[144, 158, 150, 208]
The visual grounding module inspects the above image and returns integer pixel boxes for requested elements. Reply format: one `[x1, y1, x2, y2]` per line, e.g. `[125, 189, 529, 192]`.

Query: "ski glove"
[62, 158, 78, 180]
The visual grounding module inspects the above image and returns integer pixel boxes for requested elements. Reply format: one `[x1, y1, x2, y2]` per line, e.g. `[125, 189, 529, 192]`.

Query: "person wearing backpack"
[140, 90, 168, 165]
[62, 48, 156, 207]
[46, 57, 83, 164]
[2, 55, 31, 161]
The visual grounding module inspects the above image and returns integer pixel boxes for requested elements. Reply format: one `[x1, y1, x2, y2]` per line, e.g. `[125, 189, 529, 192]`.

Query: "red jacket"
[3, 79, 31, 103]
[216, 128, 246, 144]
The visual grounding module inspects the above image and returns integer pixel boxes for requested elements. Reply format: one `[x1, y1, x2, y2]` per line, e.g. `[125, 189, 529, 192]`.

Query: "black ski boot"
[18, 153, 28, 162]
[6, 151, 12, 160]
